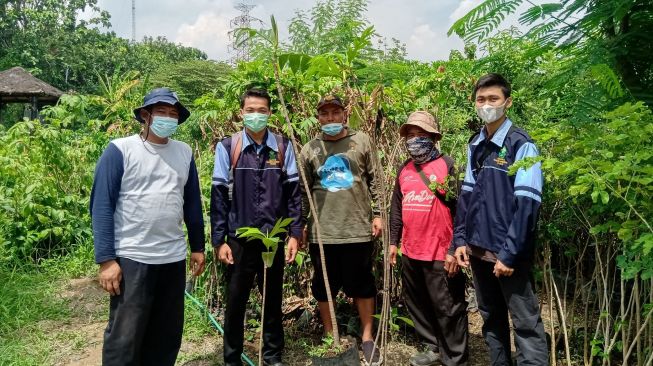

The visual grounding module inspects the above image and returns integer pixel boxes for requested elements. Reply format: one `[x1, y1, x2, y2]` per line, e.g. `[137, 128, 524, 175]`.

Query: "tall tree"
[448, 0, 653, 103]
[287, 0, 406, 61]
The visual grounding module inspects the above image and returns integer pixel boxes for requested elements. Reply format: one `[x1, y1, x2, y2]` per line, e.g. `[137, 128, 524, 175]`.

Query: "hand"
[372, 217, 383, 238]
[286, 237, 299, 264]
[99, 260, 122, 296]
[454, 246, 469, 268]
[389, 244, 398, 266]
[444, 254, 459, 277]
[493, 260, 514, 277]
[189, 252, 206, 276]
[217, 243, 234, 265]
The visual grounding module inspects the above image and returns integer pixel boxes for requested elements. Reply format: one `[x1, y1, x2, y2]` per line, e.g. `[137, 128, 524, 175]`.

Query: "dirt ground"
[45, 277, 560, 365]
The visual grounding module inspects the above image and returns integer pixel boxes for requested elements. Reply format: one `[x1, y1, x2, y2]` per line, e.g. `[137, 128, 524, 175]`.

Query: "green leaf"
[262, 237, 279, 250]
[518, 3, 563, 25]
[396, 316, 415, 327]
[349, 104, 364, 130]
[269, 217, 293, 238]
[36, 213, 50, 224]
[294, 251, 305, 266]
[306, 55, 342, 78]
[617, 228, 633, 241]
[636, 234, 653, 256]
[278, 53, 312, 73]
[236, 227, 267, 241]
[590, 64, 625, 98]
[262, 252, 276, 268]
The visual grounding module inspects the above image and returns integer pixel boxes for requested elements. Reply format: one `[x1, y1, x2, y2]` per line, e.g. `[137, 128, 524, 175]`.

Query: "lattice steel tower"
[228, 3, 262, 65]
[131, 0, 136, 42]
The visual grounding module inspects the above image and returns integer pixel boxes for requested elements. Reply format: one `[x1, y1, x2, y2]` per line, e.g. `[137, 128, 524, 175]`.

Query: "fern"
[590, 64, 625, 99]
[448, 0, 523, 42]
[519, 3, 564, 25]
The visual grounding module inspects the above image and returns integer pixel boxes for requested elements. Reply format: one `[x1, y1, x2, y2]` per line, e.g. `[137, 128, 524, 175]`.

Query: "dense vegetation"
[1, 0, 652, 364]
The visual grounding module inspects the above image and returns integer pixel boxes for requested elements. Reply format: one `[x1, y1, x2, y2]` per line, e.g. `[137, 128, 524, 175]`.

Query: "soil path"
[50, 277, 499, 365]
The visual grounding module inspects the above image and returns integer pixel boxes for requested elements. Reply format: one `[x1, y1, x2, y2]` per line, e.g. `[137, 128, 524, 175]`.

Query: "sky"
[84, 0, 493, 62]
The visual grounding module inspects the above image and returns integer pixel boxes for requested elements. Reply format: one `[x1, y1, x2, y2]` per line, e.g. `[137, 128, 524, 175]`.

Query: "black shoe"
[409, 350, 440, 366]
[362, 340, 383, 366]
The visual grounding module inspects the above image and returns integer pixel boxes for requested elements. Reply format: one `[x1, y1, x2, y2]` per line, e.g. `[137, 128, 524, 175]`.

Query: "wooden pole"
[31, 96, 38, 120]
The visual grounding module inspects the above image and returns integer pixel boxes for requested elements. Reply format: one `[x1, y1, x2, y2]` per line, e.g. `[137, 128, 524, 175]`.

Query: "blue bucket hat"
[133, 88, 191, 124]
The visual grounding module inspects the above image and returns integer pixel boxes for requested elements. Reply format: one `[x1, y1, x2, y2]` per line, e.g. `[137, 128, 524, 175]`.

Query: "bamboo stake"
[269, 48, 340, 345]
[259, 266, 267, 366]
[552, 269, 572, 365]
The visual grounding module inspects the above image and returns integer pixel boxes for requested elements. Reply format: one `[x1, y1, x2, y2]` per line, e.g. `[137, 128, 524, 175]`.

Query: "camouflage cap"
[316, 94, 345, 111]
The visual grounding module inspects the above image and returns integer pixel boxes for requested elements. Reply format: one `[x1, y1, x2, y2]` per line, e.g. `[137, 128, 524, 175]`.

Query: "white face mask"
[477, 101, 507, 124]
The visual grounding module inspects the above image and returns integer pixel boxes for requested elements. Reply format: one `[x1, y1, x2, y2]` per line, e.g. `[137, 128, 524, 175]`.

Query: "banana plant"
[236, 217, 293, 366]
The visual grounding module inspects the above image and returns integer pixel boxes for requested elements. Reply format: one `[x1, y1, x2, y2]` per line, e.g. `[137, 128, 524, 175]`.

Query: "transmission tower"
[228, 3, 262, 65]
[131, 0, 136, 42]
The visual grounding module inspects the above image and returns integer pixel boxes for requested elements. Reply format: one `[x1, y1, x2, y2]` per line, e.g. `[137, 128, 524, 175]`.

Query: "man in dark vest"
[211, 88, 302, 366]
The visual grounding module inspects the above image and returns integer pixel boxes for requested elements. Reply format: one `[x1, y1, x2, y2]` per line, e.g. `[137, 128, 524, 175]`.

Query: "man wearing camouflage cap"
[299, 94, 383, 365]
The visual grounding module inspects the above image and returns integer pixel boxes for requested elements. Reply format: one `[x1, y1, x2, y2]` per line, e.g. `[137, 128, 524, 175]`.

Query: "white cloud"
[450, 0, 483, 23]
[175, 11, 235, 60]
[407, 24, 460, 61]
[409, 24, 437, 48]
[91, 0, 482, 62]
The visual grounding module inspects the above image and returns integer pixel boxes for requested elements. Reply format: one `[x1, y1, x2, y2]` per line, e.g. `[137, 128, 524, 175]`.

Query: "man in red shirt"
[389, 111, 469, 366]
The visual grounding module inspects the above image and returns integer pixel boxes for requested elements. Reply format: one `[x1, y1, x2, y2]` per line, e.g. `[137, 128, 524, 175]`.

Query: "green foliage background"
[1, 0, 652, 364]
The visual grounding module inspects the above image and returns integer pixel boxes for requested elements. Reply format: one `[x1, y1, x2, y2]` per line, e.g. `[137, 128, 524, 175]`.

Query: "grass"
[0, 242, 224, 366]
[40, 240, 97, 278]
[0, 266, 71, 365]
[0, 240, 101, 365]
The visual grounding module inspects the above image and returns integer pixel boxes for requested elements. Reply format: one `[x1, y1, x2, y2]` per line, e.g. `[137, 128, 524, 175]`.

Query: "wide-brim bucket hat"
[399, 111, 442, 140]
[133, 87, 190, 123]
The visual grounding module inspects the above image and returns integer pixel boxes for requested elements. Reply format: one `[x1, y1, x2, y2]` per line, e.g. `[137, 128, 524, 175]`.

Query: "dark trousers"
[102, 257, 186, 366]
[402, 256, 469, 366]
[223, 237, 285, 366]
[470, 256, 548, 366]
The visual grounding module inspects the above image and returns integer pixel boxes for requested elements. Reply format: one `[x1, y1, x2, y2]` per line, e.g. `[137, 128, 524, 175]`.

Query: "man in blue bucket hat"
[91, 87, 206, 365]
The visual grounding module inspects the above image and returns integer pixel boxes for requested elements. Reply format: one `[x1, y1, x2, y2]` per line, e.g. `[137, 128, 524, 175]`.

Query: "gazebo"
[0, 67, 63, 121]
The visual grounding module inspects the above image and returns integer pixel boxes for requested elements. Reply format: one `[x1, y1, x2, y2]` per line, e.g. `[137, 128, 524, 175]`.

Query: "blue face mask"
[150, 116, 178, 138]
[321, 123, 344, 136]
[243, 113, 269, 133]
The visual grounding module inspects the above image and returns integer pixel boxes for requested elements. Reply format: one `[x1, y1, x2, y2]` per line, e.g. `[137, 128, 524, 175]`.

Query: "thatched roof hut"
[0, 67, 63, 120]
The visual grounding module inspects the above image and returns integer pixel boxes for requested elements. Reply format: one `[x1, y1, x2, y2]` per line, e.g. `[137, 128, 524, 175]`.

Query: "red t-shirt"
[397, 158, 453, 261]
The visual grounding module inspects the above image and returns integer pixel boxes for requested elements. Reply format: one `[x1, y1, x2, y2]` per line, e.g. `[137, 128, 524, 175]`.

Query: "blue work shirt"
[453, 119, 543, 267]
[210, 129, 303, 246]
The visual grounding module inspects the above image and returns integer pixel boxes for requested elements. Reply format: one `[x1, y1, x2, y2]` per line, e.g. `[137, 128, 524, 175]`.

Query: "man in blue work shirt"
[91, 87, 206, 366]
[453, 73, 548, 365]
[210, 88, 302, 366]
